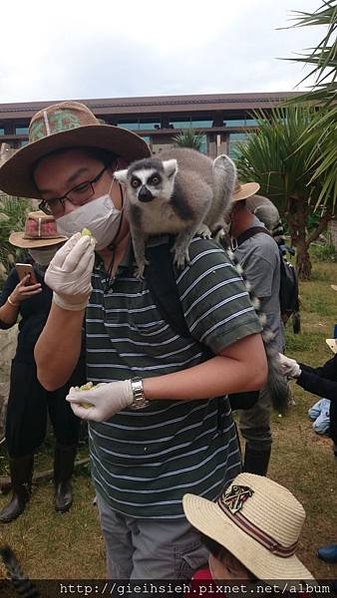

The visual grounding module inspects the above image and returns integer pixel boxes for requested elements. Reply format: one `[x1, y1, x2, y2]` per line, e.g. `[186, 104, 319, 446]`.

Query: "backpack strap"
[236, 226, 271, 247]
[145, 238, 190, 338]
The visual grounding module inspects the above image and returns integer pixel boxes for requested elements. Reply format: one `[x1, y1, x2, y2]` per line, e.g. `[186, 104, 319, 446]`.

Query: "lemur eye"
[151, 176, 160, 185]
[131, 179, 140, 188]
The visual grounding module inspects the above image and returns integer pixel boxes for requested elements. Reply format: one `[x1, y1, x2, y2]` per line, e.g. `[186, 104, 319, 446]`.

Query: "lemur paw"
[134, 267, 145, 279]
[172, 246, 191, 269]
[196, 224, 212, 239]
[133, 259, 149, 279]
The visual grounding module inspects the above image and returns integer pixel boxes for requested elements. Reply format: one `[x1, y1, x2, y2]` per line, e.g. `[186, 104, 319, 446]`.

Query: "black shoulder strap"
[145, 239, 190, 337]
[144, 237, 259, 411]
[236, 226, 271, 247]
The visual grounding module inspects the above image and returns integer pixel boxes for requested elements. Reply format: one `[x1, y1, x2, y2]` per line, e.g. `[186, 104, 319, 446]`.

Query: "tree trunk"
[296, 241, 312, 280]
[286, 197, 312, 280]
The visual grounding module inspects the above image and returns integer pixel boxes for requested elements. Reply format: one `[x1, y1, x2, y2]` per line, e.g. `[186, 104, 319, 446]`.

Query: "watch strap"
[130, 377, 150, 410]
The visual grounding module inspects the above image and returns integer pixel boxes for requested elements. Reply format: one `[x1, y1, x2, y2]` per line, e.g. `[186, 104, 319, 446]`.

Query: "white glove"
[45, 232, 95, 311]
[278, 353, 301, 379]
[66, 381, 133, 421]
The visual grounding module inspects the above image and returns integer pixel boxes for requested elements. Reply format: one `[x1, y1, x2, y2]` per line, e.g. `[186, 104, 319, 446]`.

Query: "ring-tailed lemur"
[114, 148, 236, 278]
[115, 148, 288, 412]
[0, 545, 40, 597]
[222, 240, 288, 412]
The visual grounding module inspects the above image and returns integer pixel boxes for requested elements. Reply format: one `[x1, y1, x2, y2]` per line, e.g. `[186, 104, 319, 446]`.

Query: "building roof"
[0, 91, 300, 121]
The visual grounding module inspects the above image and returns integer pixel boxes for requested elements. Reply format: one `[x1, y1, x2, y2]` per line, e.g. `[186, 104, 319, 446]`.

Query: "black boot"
[243, 446, 271, 476]
[0, 455, 34, 523]
[53, 443, 77, 513]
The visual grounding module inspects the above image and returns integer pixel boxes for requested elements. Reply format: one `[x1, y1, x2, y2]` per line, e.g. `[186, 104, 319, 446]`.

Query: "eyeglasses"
[38, 166, 108, 217]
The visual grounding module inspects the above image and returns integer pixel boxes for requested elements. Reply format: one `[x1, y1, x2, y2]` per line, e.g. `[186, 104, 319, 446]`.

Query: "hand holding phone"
[9, 264, 42, 306]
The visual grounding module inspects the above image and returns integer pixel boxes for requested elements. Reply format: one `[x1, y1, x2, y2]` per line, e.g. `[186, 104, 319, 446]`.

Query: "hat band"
[23, 216, 63, 240]
[217, 495, 298, 557]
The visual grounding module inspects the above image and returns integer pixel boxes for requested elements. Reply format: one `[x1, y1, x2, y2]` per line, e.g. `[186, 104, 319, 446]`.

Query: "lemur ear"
[114, 169, 128, 183]
[162, 159, 178, 179]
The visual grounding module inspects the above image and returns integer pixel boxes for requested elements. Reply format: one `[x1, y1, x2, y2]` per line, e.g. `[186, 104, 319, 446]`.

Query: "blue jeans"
[308, 398, 330, 435]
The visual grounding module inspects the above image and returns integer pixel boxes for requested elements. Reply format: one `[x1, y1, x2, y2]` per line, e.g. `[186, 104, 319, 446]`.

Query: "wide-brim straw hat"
[232, 181, 260, 202]
[0, 101, 151, 199]
[9, 211, 67, 249]
[183, 472, 315, 584]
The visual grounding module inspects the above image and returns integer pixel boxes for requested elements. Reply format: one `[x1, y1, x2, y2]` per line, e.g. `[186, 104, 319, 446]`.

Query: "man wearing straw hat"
[0, 101, 267, 579]
[227, 182, 285, 477]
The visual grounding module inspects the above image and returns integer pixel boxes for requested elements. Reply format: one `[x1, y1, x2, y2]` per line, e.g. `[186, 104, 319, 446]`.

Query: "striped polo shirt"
[86, 236, 262, 519]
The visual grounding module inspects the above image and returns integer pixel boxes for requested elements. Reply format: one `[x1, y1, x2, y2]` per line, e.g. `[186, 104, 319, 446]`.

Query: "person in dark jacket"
[278, 349, 337, 451]
[0, 211, 85, 523]
[279, 346, 337, 566]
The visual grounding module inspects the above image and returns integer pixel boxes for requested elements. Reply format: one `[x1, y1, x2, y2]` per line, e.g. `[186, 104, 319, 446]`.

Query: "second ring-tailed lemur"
[0, 545, 41, 597]
[114, 147, 236, 278]
[115, 148, 288, 411]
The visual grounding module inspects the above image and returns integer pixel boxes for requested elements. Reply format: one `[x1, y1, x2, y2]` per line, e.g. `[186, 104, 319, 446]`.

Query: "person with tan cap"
[226, 182, 285, 477]
[0, 101, 267, 578]
[183, 472, 315, 585]
[0, 211, 85, 522]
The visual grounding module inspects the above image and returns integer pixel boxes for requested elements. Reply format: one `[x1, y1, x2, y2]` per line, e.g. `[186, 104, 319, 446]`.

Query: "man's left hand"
[66, 381, 133, 421]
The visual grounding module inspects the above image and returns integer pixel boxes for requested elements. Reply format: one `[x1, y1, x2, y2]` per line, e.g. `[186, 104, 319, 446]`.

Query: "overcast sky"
[0, 0, 323, 103]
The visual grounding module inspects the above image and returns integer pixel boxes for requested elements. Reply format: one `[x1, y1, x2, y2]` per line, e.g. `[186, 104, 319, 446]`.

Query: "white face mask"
[56, 193, 122, 250]
[29, 246, 60, 266]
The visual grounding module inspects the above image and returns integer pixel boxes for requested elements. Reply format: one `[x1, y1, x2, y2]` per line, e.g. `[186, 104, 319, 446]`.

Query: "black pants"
[330, 398, 337, 445]
[6, 358, 86, 458]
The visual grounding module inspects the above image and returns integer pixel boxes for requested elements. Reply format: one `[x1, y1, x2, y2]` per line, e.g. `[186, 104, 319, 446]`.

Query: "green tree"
[286, 0, 337, 209]
[235, 106, 335, 279]
[173, 128, 204, 152]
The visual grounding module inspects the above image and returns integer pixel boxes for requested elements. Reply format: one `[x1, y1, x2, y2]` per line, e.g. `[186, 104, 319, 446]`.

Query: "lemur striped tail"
[227, 248, 289, 413]
[0, 545, 40, 598]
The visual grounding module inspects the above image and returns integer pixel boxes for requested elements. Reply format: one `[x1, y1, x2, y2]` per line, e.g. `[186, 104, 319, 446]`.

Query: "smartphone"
[15, 263, 38, 285]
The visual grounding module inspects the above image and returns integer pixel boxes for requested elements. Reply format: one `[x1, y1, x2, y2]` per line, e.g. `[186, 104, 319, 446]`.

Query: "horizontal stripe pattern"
[87, 237, 261, 517]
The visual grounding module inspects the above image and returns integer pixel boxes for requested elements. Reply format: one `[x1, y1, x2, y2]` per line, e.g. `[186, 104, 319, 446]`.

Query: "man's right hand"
[45, 232, 96, 311]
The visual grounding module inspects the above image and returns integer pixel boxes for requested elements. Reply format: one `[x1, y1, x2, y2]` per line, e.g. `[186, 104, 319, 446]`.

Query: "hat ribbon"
[24, 216, 45, 240]
[217, 494, 298, 557]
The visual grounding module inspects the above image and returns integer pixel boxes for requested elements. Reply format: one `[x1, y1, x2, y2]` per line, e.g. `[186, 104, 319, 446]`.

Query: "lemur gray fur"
[0, 545, 40, 597]
[224, 241, 288, 412]
[115, 149, 288, 411]
[114, 147, 236, 278]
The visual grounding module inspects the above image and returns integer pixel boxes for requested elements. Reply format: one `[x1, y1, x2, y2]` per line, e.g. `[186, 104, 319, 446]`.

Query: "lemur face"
[114, 158, 178, 204]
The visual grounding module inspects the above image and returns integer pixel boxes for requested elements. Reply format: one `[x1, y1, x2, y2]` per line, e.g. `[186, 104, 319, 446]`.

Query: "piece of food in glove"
[81, 227, 93, 237]
[81, 227, 96, 246]
[74, 381, 94, 408]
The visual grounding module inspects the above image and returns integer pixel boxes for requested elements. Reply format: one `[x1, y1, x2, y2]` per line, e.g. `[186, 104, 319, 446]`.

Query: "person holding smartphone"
[0, 211, 86, 523]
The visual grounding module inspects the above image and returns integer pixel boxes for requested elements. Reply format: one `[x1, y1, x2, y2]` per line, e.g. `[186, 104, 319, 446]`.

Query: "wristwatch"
[130, 377, 150, 410]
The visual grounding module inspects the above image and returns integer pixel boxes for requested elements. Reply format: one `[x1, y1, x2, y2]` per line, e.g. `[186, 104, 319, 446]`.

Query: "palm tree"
[235, 106, 335, 279]
[173, 128, 205, 152]
[286, 1, 337, 209]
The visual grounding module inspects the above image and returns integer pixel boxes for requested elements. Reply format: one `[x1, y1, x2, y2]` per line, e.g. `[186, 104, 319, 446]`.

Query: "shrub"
[0, 195, 32, 282]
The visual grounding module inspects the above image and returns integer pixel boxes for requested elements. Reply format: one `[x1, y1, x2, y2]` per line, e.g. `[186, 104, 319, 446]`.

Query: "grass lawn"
[0, 257, 337, 582]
